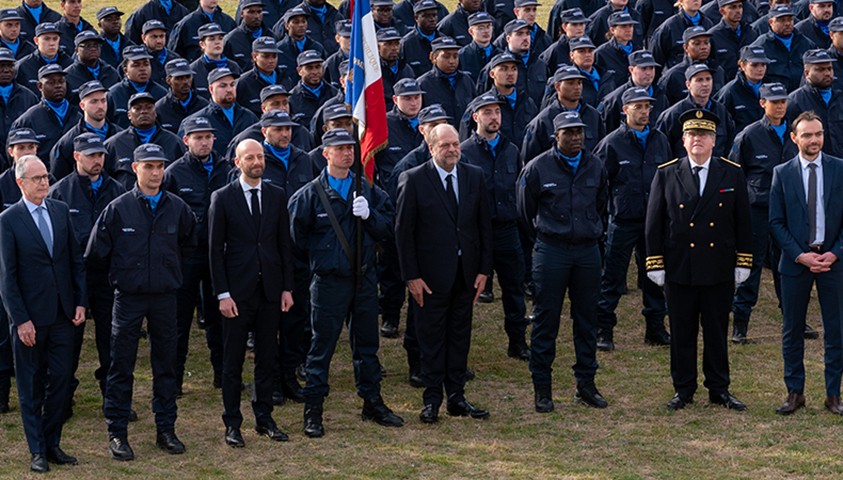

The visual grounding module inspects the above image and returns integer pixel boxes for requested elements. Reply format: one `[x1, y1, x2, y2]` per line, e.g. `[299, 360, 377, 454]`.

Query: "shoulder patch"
[720, 157, 741, 168]
[658, 158, 679, 169]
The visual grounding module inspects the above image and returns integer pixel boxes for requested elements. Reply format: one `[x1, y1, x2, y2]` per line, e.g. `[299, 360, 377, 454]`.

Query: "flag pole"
[355, 140, 363, 291]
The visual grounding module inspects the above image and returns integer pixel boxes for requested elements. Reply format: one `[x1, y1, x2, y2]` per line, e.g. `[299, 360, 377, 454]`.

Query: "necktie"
[808, 163, 818, 245]
[445, 173, 457, 213]
[692, 166, 703, 196]
[36, 206, 53, 256]
[250, 188, 261, 229]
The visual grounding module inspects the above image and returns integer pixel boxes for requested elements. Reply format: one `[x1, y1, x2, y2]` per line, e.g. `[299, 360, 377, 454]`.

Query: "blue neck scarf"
[435, 66, 458, 89]
[0, 83, 11, 104]
[486, 133, 500, 157]
[159, 0, 173, 15]
[85, 121, 109, 140]
[819, 20, 830, 37]
[144, 190, 163, 214]
[104, 36, 121, 60]
[520, 50, 530, 67]
[747, 78, 762, 98]
[580, 66, 600, 92]
[820, 87, 832, 105]
[556, 147, 582, 173]
[203, 54, 228, 69]
[407, 116, 419, 131]
[736, 24, 742, 38]
[774, 33, 793, 51]
[89, 175, 103, 197]
[179, 90, 193, 111]
[40, 53, 57, 64]
[504, 89, 516, 110]
[220, 103, 235, 126]
[200, 154, 214, 177]
[74, 19, 83, 32]
[302, 81, 323, 98]
[87, 62, 101, 79]
[258, 69, 277, 84]
[250, 26, 263, 39]
[310, 3, 327, 23]
[26, 3, 43, 24]
[1, 38, 19, 56]
[529, 23, 537, 45]
[389, 62, 398, 75]
[129, 80, 149, 93]
[264, 141, 290, 169]
[327, 172, 352, 199]
[619, 41, 633, 55]
[647, 85, 654, 96]
[295, 37, 306, 52]
[204, 10, 216, 22]
[45, 98, 69, 125]
[770, 118, 787, 144]
[632, 125, 649, 151]
[134, 125, 157, 143]
[684, 11, 700, 26]
[156, 49, 167, 66]
[482, 43, 493, 61]
[417, 27, 435, 42]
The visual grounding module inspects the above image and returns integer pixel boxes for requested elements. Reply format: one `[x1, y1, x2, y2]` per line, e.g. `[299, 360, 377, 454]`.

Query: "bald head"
[429, 124, 460, 172]
[235, 139, 265, 182]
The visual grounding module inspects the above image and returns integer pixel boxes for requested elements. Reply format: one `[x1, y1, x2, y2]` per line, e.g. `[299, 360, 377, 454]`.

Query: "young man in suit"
[0, 154, 86, 473]
[395, 123, 494, 423]
[769, 112, 843, 416]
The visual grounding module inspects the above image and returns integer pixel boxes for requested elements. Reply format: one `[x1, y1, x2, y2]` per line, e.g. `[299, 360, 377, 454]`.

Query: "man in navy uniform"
[645, 108, 753, 411]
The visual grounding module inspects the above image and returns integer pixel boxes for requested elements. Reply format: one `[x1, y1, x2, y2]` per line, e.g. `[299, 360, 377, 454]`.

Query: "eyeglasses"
[23, 174, 50, 183]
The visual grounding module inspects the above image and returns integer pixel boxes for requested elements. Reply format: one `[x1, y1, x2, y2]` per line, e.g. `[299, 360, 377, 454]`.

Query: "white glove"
[352, 192, 370, 220]
[647, 269, 665, 287]
[735, 267, 751, 285]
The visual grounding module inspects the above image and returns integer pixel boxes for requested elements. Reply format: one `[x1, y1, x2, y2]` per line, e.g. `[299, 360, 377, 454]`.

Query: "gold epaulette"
[658, 159, 679, 169]
[645, 255, 664, 270]
[720, 157, 741, 168]
[736, 252, 753, 268]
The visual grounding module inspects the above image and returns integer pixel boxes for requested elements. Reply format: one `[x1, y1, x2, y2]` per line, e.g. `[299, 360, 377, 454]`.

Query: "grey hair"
[428, 124, 458, 148]
[14, 155, 44, 180]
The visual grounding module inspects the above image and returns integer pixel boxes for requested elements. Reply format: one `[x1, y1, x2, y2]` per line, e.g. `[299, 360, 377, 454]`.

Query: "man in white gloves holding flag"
[645, 108, 753, 412]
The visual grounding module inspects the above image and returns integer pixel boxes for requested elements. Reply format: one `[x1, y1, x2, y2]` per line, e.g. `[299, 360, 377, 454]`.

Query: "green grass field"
[0, 0, 841, 478]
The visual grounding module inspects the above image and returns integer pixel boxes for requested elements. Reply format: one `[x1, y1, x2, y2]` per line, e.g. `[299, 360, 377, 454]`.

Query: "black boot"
[596, 329, 615, 352]
[0, 371, 10, 413]
[644, 319, 671, 346]
[731, 318, 749, 344]
[303, 402, 324, 438]
[534, 384, 554, 413]
[507, 335, 530, 361]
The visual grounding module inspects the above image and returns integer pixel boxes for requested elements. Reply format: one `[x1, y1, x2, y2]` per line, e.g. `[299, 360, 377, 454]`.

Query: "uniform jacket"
[163, 151, 231, 247]
[189, 55, 242, 100]
[179, 102, 259, 158]
[64, 60, 121, 102]
[223, 23, 278, 72]
[786, 84, 843, 159]
[15, 1, 62, 43]
[749, 30, 816, 91]
[15, 50, 73, 96]
[155, 90, 210, 133]
[460, 132, 520, 222]
[50, 119, 121, 180]
[0, 84, 39, 166]
[47, 170, 127, 249]
[418, 67, 475, 128]
[655, 96, 736, 160]
[709, 18, 759, 80]
[650, 11, 714, 70]
[520, 99, 603, 166]
[599, 80, 669, 133]
[588, 5, 645, 49]
[400, 28, 440, 77]
[107, 78, 169, 129]
[11, 100, 82, 165]
[289, 80, 339, 128]
[225, 121, 314, 162]
[713, 71, 765, 133]
[124, 0, 190, 45]
[167, 6, 237, 62]
[458, 41, 501, 83]
[728, 115, 798, 207]
[104, 125, 186, 189]
[276, 35, 326, 85]
[376, 108, 423, 188]
[236, 67, 295, 117]
[657, 56, 726, 105]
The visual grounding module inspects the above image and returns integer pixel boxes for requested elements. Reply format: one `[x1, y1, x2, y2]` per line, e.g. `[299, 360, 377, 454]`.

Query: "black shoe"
[256, 422, 289, 442]
[507, 337, 530, 361]
[128, 409, 138, 422]
[477, 291, 494, 303]
[446, 399, 490, 419]
[46, 446, 77, 465]
[225, 427, 245, 448]
[419, 404, 439, 424]
[282, 378, 305, 403]
[408, 371, 424, 388]
[575, 382, 608, 408]
[709, 391, 747, 411]
[303, 403, 324, 438]
[644, 329, 671, 346]
[109, 436, 134, 461]
[731, 324, 748, 344]
[534, 384, 554, 413]
[804, 324, 820, 339]
[464, 368, 476, 382]
[596, 330, 615, 352]
[30, 453, 49, 473]
[666, 393, 694, 410]
[156, 431, 186, 454]
[380, 322, 399, 338]
[272, 390, 286, 405]
[362, 396, 405, 427]
[246, 332, 255, 352]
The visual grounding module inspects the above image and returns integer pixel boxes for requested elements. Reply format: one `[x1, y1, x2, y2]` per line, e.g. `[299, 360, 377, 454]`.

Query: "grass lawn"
[1, 0, 840, 478]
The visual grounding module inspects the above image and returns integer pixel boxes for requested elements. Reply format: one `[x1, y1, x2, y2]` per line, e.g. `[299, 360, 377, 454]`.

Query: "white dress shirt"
[687, 157, 711, 196]
[24, 197, 53, 244]
[434, 162, 459, 203]
[799, 153, 825, 246]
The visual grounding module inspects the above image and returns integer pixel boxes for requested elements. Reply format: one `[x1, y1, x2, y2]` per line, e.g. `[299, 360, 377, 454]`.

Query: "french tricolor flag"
[345, 0, 388, 184]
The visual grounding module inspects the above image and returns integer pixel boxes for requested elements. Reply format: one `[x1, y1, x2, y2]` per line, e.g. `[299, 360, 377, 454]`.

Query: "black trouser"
[221, 284, 279, 429]
[87, 272, 116, 397]
[415, 261, 474, 407]
[275, 263, 310, 388]
[0, 302, 13, 405]
[665, 281, 733, 398]
[378, 238, 405, 327]
[491, 221, 527, 339]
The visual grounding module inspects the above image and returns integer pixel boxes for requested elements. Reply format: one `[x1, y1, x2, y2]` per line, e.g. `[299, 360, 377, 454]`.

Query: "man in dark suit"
[0, 154, 86, 473]
[209, 138, 295, 447]
[395, 123, 494, 424]
[769, 112, 843, 416]
[645, 109, 753, 412]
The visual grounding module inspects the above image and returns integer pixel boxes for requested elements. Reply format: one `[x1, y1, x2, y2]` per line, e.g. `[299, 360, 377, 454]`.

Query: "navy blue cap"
[240, 0, 266, 8]
[73, 133, 107, 155]
[252, 36, 278, 53]
[37, 63, 66, 80]
[769, 5, 795, 17]
[123, 45, 153, 61]
[504, 19, 530, 35]
[680, 108, 719, 132]
[489, 52, 519, 69]
[260, 109, 297, 127]
[561, 8, 589, 23]
[608, 11, 638, 26]
[338, 59, 349, 76]
[468, 93, 504, 113]
[803, 48, 837, 64]
[739, 46, 772, 63]
[394, 78, 426, 96]
[283, 6, 310, 22]
[133, 143, 168, 162]
[198, 23, 225, 39]
[142, 20, 167, 34]
[323, 104, 352, 122]
[371, 0, 395, 6]
[7, 128, 40, 146]
[682, 26, 711, 43]
[553, 64, 586, 82]
[760, 82, 788, 100]
[418, 104, 451, 123]
[35, 22, 60, 37]
[79, 80, 107, 99]
[831, 17, 843, 32]
[413, 0, 438, 13]
[74, 30, 102, 47]
[0, 48, 14, 63]
[96, 6, 124, 20]
[569, 35, 596, 50]
[431, 36, 460, 51]
[183, 116, 217, 134]
[260, 84, 290, 102]
[322, 128, 356, 146]
[468, 11, 494, 26]
[628, 50, 660, 67]
[377, 27, 403, 41]
[336, 20, 352, 37]
[165, 58, 194, 77]
[0, 9, 23, 22]
[553, 111, 587, 131]
[684, 62, 716, 80]
[297, 49, 323, 66]
[621, 87, 656, 105]
[810, 0, 834, 3]
[514, 0, 541, 7]
[717, 0, 741, 7]
[208, 67, 239, 84]
[128, 91, 156, 106]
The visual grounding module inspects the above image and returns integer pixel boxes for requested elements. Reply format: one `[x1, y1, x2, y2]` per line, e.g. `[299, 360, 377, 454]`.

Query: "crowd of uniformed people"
[1, 0, 843, 473]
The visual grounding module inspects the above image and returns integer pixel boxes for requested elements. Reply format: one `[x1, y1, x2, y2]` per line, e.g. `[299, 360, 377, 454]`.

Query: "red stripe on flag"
[360, 80, 388, 183]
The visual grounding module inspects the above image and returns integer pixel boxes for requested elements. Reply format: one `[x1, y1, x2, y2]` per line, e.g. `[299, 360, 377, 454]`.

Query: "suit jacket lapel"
[675, 159, 699, 210]
[17, 200, 51, 255]
[425, 161, 456, 222]
[822, 155, 834, 212]
[693, 158, 723, 219]
[789, 157, 807, 214]
[456, 163, 469, 222]
[233, 181, 258, 234]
